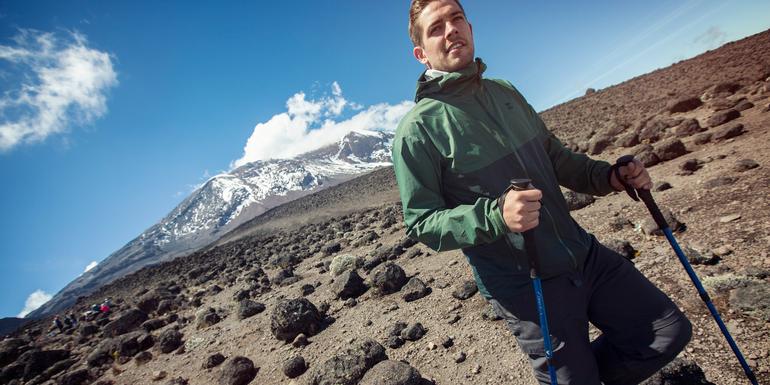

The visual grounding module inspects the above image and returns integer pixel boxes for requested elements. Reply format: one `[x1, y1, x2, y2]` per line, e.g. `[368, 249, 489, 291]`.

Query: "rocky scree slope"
[5, 30, 770, 385]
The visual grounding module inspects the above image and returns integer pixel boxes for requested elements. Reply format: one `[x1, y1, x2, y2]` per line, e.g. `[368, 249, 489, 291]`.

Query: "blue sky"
[0, 1, 768, 319]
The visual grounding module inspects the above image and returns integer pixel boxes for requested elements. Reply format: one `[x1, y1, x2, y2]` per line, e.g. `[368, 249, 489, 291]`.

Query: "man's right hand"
[500, 188, 542, 232]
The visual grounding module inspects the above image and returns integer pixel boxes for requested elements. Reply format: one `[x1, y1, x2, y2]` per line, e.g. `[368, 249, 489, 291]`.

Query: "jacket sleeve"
[505, 82, 615, 196]
[392, 122, 509, 252]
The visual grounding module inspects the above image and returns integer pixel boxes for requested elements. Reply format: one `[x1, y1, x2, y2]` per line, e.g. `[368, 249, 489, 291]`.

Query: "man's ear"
[413, 46, 431, 68]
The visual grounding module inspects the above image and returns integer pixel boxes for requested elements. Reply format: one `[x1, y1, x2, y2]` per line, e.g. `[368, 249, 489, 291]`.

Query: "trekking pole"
[614, 155, 758, 385]
[508, 179, 558, 385]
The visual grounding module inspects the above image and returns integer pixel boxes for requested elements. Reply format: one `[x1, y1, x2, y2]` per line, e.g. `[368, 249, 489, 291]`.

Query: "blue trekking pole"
[508, 179, 558, 385]
[615, 155, 758, 385]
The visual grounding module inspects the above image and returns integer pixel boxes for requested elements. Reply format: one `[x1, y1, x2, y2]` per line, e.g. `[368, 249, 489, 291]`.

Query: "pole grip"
[507, 179, 541, 277]
[614, 156, 669, 230]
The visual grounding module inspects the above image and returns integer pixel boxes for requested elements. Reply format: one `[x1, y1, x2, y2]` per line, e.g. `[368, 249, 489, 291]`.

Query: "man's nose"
[445, 21, 459, 38]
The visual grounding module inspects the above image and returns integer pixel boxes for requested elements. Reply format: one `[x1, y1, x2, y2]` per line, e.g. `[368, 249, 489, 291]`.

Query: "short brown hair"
[408, 0, 466, 46]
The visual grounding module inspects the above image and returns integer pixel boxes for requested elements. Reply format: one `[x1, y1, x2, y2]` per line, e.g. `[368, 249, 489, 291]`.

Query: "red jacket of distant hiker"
[392, 59, 616, 300]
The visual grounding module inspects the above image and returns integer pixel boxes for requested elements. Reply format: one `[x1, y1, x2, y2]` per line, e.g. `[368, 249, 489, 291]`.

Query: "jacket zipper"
[473, 90, 578, 271]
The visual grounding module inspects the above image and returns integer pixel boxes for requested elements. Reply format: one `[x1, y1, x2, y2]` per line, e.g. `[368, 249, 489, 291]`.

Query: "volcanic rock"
[401, 277, 431, 302]
[603, 239, 637, 260]
[0, 338, 27, 367]
[712, 123, 745, 141]
[270, 298, 323, 342]
[706, 109, 740, 127]
[158, 329, 183, 354]
[733, 158, 759, 172]
[400, 323, 426, 341]
[238, 300, 266, 320]
[729, 281, 770, 321]
[640, 207, 684, 235]
[331, 270, 368, 300]
[306, 339, 387, 385]
[103, 309, 148, 337]
[563, 190, 595, 211]
[653, 138, 687, 162]
[369, 263, 408, 295]
[282, 355, 307, 379]
[219, 356, 257, 385]
[59, 368, 92, 385]
[451, 280, 478, 300]
[672, 118, 704, 137]
[203, 353, 226, 369]
[615, 132, 640, 147]
[359, 360, 423, 385]
[667, 97, 703, 113]
[196, 308, 222, 329]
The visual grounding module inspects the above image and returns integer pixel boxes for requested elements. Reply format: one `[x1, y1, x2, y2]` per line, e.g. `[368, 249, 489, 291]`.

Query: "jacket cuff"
[490, 198, 510, 235]
[595, 161, 617, 196]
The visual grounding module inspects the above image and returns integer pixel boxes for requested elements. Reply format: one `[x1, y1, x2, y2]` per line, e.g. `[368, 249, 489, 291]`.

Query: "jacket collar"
[414, 58, 486, 102]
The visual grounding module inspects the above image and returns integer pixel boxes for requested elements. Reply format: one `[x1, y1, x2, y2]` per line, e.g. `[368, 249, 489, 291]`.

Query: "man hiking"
[392, 1, 692, 384]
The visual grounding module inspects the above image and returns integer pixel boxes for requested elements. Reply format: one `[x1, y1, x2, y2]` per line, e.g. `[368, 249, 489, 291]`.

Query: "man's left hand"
[610, 158, 652, 191]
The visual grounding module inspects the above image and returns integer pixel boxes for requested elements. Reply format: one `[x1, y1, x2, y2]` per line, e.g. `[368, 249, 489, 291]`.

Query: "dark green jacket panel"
[393, 59, 616, 297]
[393, 114, 509, 252]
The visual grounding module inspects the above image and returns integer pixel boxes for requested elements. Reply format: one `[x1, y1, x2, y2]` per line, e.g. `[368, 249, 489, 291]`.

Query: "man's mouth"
[447, 41, 465, 53]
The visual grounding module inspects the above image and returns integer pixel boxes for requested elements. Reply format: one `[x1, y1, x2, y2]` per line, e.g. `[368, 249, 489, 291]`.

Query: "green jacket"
[392, 59, 616, 301]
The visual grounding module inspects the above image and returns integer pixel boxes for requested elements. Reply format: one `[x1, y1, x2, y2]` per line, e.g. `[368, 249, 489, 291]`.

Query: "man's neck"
[425, 68, 448, 80]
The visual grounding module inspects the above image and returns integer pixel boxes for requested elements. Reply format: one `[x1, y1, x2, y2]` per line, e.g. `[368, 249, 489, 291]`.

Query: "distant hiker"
[100, 302, 110, 314]
[63, 315, 73, 329]
[393, 1, 692, 384]
[52, 315, 63, 332]
[68, 313, 78, 327]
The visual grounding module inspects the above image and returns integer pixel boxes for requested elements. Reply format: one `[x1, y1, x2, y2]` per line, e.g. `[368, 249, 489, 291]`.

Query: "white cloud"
[232, 82, 413, 168]
[0, 29, 118, 151]
[83, 261, 98, 273]
[17, 289, 52, 318]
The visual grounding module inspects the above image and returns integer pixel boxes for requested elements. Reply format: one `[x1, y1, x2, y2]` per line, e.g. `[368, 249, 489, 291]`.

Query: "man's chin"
[435, 57, 474, 73]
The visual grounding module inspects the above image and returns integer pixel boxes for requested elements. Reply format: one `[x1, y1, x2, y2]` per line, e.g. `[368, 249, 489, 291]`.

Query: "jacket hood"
[414, 58, 487, 102]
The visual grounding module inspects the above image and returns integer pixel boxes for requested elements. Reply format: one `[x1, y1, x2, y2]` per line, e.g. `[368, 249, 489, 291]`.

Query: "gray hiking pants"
[489, 238, 692, 385]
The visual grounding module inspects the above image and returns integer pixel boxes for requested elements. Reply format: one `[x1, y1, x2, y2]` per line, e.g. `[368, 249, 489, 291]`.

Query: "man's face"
[413, 0, 474, 72]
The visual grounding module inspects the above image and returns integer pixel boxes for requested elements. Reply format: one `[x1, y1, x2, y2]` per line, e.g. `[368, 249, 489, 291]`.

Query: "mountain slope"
[27, 130, 394, 319]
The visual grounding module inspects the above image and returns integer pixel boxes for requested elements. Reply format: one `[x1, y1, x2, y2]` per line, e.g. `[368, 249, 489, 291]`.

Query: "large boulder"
[359, 360, 423, 385]
[331, 270, 368, 300]
[282, 356, 307, 379]
[329, 255, 362, 276]
[712, 123, 745, 141]
[238, 300, 266, 320]
[401, 277, 431, 302]
[59, 368, 93, 385]
[563, 190, 595, 211]
[308, 339, 387, 385]
[270, 298, 323, 342]
[0, 338, 27, 367]
[196, 308, 222, 329]
[87, 331, 151, 366]
[667, 97, 702, 113]
[102, 309, 148, 337]
[369, 263, 408, 295]
[653, 139, 687, 162]
[729, 281, 770, 321]
[452, 280, 478, 300]
[219, 356, 258, 385]
[13, 349, 70, 381]
[640, 207, 684, 235]
[706, 109, 740, 127]
[158, 329, 183, 354]
[672, 118, 704, 137]
[136, 288, 173, 314]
